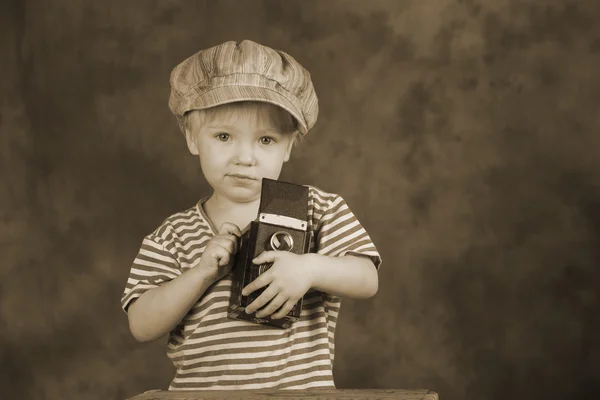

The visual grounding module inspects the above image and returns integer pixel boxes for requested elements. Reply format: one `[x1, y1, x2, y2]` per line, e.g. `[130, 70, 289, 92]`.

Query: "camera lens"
[270, 231, 294, 252]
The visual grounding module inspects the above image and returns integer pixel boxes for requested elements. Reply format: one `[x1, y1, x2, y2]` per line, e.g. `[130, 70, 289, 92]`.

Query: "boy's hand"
[198, 223, 241, 282]
[242, 251, 314, 320]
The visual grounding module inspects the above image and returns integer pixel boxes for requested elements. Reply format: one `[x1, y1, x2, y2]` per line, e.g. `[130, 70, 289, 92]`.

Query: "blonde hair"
[179, 101, 305, 147]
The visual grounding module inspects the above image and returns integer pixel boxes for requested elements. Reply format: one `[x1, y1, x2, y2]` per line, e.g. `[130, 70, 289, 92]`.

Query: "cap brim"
[181, 85, 308, 135]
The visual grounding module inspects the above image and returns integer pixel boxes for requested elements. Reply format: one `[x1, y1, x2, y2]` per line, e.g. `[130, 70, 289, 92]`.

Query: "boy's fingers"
[214, 235, 239, 254]
[218, 223, 242, 238]
[252, 251, 277, 265]
[207, 246, 232, 267]
[227, 234, 240, 253]
[242, 271, 271, 296]
[217, 252, 231, 267]
[255, 294, 286, 319]
[270, 299, 297, 320]
[245, 285, 277, 314]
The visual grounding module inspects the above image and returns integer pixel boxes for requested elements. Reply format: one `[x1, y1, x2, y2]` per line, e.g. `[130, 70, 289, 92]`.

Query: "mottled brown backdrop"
[2, 0, 599, 399]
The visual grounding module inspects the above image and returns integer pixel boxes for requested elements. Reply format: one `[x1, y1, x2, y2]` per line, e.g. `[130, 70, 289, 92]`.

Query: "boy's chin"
[216, 186, 261, 203]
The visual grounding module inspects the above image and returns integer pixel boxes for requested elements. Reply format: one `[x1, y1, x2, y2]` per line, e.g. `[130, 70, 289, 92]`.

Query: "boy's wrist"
[304, 253, 324, 289]
[190, 264, 220, 286]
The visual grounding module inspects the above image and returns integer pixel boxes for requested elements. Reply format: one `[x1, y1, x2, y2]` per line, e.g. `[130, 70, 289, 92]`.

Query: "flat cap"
[168, 40, 319, 135]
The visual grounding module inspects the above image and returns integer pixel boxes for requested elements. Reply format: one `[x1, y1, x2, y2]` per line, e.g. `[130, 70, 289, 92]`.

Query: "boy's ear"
[185, 129, 199, 155]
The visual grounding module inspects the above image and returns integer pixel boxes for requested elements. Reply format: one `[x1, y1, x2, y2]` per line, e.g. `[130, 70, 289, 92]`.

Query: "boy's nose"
[233, 142, 257, 166]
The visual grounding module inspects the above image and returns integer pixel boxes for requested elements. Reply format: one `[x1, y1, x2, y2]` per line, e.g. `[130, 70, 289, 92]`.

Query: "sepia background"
[2, 0, 599, 399]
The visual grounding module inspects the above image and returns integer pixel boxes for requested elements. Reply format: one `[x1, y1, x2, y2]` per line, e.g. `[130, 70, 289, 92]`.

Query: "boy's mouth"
[227, 174, 257, 181]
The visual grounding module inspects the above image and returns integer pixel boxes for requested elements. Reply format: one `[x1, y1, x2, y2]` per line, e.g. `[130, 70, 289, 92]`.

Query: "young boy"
[121, 40, 382, 391]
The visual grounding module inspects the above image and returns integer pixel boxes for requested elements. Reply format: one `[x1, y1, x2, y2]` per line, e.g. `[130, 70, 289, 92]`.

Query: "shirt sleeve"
[120, 233, 182, 314]
[315, 194, 382, 270]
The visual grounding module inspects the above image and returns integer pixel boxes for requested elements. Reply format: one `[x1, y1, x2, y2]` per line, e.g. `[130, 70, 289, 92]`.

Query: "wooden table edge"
[126, 388, 440, 400]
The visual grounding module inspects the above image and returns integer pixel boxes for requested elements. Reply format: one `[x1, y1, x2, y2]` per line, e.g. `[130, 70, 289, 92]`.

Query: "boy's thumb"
[218, 222, 242, 237]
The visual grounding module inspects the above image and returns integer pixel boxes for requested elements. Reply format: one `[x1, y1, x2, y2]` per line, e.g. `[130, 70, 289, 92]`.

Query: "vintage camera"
[228, 178, 311, 329]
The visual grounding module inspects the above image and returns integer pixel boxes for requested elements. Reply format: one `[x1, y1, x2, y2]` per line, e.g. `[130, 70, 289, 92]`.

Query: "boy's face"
[185, 103, 296, 203]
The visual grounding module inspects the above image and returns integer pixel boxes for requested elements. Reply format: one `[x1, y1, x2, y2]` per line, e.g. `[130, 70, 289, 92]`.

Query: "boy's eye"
[259, 136, 273, 145]
[216, 133, 229, 141]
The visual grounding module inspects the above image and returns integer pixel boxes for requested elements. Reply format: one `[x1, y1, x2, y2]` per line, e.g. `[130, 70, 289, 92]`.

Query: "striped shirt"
[121, 185, 382, 390]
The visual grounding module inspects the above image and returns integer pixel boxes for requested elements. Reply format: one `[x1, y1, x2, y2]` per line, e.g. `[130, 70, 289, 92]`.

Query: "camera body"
[228, 178, 311, 329]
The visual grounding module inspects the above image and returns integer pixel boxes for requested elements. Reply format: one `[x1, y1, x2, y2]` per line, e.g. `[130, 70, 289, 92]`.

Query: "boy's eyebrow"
[256, 128, 281, 135]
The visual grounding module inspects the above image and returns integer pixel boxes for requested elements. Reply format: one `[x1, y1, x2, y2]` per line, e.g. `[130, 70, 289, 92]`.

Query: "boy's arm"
[125, 223, 240, 343]
[126, 267, 218, 343]
[306, 253, 378, 299]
